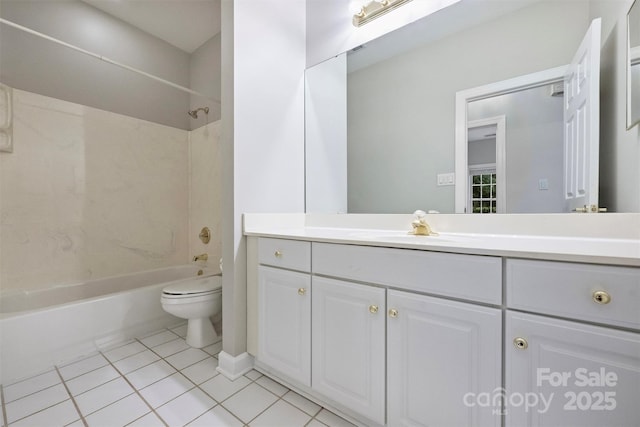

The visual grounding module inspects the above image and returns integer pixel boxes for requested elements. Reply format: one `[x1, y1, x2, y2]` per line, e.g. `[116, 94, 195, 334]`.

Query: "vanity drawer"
[258, 238, 311, 272]
[312, 243, 502, 305]
[506, 259, 640, 330]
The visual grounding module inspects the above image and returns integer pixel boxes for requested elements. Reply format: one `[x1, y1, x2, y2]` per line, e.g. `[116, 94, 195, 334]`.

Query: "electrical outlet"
[437, 173, 455, 186]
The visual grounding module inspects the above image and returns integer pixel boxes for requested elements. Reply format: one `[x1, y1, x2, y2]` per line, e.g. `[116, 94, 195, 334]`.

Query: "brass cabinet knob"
[274, 250, 282, 258]
[369, 305, 379, 314]
[388, 309, 398, 318]
[593, 290, 611, 305]
[298, 288, 306, 296]
[513, 337, 528, 350]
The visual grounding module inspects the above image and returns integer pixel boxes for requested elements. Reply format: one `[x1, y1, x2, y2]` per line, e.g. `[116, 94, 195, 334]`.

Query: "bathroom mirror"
[306, 0, 637, 214]
[0, 0, 220, 130]
[628, 0, 640, 129]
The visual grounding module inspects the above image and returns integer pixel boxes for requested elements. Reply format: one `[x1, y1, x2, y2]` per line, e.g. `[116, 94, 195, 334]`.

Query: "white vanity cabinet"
[312, 276, 386, 425]
[387, 290, 502, 427]
[256, 238, 312, 386]
[505, 259, 640, 427]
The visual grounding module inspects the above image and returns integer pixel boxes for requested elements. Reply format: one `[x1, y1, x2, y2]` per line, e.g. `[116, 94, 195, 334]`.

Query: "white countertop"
[243, 213, 640, 267]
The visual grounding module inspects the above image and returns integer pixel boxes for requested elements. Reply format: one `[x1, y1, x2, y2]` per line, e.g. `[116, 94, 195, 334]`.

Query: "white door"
[564, 18, 601, 212]
[506, 311, 640, 427]
[312, 276, 386, 425]
[387, 290, 502, 427]
[257, 266, 311, 386]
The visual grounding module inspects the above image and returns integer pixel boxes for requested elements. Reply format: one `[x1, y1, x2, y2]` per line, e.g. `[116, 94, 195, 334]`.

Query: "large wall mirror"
[305, 0, 638, 214]
[628, 0, 640, 129]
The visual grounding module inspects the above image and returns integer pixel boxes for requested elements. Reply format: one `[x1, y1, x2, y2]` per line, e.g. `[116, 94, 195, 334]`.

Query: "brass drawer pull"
[369, 305, 379, 314]
[513, 337, 528, 350]
[298, 288, 306, 296]
[274, 250, 282, 258]
[593, 290, 611, 305]
[388, 309, 398, 318]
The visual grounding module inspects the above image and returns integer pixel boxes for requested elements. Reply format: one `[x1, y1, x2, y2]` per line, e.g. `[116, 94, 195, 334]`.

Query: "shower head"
[188, 107, 210, 119]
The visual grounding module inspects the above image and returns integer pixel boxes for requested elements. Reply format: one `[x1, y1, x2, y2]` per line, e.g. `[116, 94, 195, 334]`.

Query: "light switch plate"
[437, 173, 455, 186]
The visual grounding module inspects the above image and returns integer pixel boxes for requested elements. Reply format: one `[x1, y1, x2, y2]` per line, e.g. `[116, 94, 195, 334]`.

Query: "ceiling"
[82, 0, 221, 53]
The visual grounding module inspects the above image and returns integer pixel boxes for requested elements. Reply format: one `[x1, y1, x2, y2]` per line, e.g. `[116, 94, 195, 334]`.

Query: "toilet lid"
[162, 276, 221, 296]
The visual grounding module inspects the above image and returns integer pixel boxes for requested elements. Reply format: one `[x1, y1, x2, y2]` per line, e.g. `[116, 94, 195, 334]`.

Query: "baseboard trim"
[216, 351, 254, 380]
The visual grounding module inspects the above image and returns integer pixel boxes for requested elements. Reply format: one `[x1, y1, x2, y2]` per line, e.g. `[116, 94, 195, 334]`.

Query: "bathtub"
[0, 265, 219, 385]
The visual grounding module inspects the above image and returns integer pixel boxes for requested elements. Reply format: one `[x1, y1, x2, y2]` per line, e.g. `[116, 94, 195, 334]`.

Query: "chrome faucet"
[409, 210, 434, 236]
[193, 253, 208, 262]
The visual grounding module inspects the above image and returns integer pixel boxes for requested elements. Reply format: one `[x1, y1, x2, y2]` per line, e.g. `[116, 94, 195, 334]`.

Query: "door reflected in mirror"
[628, 0, 640, 129]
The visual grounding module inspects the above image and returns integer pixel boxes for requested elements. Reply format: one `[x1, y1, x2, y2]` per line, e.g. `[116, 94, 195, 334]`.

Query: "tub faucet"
[409, 210, 434, 236]
[193, 253, 208, 262]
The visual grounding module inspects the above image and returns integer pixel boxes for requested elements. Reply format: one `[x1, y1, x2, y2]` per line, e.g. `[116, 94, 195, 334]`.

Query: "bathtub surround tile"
[256, 375, 289, 397]
[113, 350, 160, 374]
[221, 383, 278, 423]
[139, 330, 179, 348]
[165, 348, 209, 370]
[152, 338, 190, 358]
[155, 388, 216, 426]
[103, 341, 146, 363]
[2, 370, 60, 403]
[9, 400, 80, 427]
[138, 373, 193, 408]
[84, 394, 150, 427]
[65, 365, 120, 396]
[74, 377, 134, 416]
[4, 383, 70, 423]
[199, 375, 251, 403]
[58, 354, 109, 381]
[124, 360, 176, 390]
[249, 399, 311, 427]
[181, 357, 219, 385]
[282, 390, 322, 416]
[187, 406, 243, 427]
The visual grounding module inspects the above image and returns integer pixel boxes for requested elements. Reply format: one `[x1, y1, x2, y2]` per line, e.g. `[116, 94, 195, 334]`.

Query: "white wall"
[221, 0, 306, 357]
[190, 34, 222, 125]
[347, 0, 589, 213]
[0, 0, 193, 130]
[592, 0, 640, 212]
[305, 54, 348, 213]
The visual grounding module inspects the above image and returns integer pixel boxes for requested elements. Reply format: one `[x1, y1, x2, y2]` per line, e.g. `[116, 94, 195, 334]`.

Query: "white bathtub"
[0, 265, 219, 385]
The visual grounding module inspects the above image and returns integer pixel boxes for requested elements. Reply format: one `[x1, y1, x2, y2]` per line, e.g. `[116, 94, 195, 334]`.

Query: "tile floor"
[0, 324, 355, 427]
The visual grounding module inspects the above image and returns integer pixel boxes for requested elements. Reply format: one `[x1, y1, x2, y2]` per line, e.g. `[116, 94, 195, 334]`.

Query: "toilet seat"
[162, 276, 222, 298]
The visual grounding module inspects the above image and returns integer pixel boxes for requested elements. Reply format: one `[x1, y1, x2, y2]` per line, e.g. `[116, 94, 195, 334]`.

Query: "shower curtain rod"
[0, 18, 220, 104]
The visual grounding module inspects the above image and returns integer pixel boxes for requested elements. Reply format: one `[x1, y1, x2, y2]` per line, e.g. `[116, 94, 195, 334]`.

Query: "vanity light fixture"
[353, 0, 412, 27]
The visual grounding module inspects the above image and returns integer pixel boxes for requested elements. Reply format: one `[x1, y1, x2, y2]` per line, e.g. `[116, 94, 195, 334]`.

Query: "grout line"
[54, 366, 88, 427]
[1, 385, 8, 427]
[2, 381, 60, 405]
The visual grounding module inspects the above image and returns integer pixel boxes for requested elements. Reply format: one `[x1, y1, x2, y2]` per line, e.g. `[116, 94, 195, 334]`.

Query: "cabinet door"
[257, 266, 311, 386]
[506, 311, 640, 427]
[387, 290, 502, 427]
[312, 277, 386, 425]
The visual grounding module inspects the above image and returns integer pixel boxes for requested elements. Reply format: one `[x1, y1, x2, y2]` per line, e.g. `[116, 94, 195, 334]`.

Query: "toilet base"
[186, 317, 219, 348]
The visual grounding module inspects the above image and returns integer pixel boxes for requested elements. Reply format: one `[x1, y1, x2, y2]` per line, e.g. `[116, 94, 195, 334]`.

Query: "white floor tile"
[156, 387, 216, 426]
[170, 324, 188, 338]
[125, 360, 176, 390]
[315, 409, 356, 427]
[84, 394, 150, 427]
[3, 370, 60, 403]
[1, 400, 5, 426]
[114, 350, 160, 374]
[222, 383, 278, 423]
[138, 372, 193, 408]
[249, 399, 311, 427]
[103, 341, 146, 363]
[244, 370, 263, 381]
[5, 383, 69, 423]
[307, 420, 328, 427]
[187, 405, 243, 427]
[152, 338, 190, 358]
[140, 330, 179, 348]
[180, 357, 219, 385]
[58, 354, 108, 380]
[256, 376, 289, 397]
[65, 365, 120, 396]
[165, 348, 209, 370]
[199, 374, 251, 403]
[65, 419, 85, 427]
[126, 411, 165, 427]
[282, 390, 322, 416]
[202, 341, 222, 356]
[9, 400, 80, 427]
[74, 377, 134, 416]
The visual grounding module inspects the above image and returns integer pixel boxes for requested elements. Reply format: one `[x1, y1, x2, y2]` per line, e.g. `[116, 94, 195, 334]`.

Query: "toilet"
[161, 274, 222, 348]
